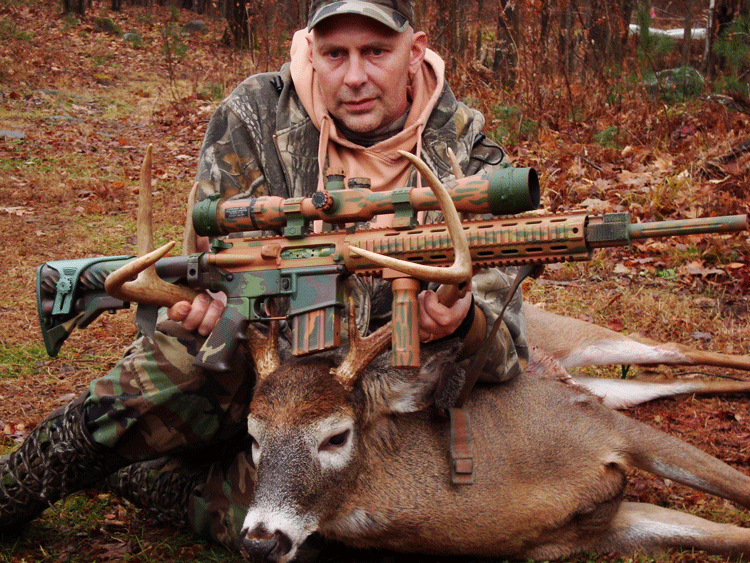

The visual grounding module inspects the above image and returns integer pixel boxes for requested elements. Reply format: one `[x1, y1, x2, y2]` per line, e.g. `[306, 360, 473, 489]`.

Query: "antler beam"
[348, 151, 472, 288]
[104, 145, 198, 307]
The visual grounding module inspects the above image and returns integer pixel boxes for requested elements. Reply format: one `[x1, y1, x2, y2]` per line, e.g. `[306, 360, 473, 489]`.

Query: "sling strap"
[448, 264, 541, 485]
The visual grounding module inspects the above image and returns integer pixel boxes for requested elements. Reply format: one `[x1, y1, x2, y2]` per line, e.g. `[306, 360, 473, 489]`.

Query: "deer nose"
[239, 527, 292, 563]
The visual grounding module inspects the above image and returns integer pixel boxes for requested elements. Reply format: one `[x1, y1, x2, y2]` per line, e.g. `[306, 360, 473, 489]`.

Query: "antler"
[332, 298, 393, 391]
[105, 145, 198, 306]
[246, 301, 281, 380]
[348, 151, 472, 288]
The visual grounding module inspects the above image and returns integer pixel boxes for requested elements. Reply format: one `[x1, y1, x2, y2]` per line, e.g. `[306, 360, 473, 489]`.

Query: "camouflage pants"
[188, 446, 256, 549]
[81, 310, 257, 547]
[84, 311, 255, 462]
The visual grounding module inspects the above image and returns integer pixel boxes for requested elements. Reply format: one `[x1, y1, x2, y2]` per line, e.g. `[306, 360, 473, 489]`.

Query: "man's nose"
[344, 55, 367, 89]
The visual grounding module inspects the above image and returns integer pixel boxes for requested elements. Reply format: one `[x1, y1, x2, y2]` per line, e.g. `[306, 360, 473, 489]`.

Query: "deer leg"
[525, 303, 750, 371]
[588, 502, 750, 559]
[572, 375, 750, 409]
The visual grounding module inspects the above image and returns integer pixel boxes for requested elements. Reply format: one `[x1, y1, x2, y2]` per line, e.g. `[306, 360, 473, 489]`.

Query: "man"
[0, 0, 528, 549]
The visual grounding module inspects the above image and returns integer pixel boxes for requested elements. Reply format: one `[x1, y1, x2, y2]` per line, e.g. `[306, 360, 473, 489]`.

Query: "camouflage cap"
[307, 0, 415, 33]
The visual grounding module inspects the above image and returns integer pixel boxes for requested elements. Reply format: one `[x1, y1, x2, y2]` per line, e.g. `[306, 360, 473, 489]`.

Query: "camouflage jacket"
[191, 63, 528, 385]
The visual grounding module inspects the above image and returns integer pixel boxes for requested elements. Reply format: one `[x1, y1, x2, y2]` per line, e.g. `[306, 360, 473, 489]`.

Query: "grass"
[0, 493, 240, 563]
[0, 343, 57, 380]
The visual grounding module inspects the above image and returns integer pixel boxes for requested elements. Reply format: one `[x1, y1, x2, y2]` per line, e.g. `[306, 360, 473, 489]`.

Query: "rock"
[94, 17, 121, 35]
[0, 130, 26, 139]
[182, 20, 207, 34]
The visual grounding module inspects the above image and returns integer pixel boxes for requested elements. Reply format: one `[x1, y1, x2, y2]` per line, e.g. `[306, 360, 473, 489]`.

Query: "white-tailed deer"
[109, 148, 750, 561]
[235, 302, 750, 562]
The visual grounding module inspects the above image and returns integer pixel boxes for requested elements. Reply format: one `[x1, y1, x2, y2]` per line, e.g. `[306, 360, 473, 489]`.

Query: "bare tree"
[63, 0, 86, 16]
[682, 0, 694, 67]
[493, 0, 519, 86]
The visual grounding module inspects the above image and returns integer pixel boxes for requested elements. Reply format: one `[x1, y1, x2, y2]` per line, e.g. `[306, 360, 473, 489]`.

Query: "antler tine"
[447, 147, 463, 180]
[348, 151, 472, 288]
[333, 297, 393, 391]
[105, 145, 198, 307]
[246, 301, 281, 380]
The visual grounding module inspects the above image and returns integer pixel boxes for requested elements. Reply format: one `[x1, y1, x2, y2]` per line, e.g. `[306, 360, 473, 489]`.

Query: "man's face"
[309, 14, 426, 134]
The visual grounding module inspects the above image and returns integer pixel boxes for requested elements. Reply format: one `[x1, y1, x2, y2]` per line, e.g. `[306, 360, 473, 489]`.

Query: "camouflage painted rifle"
[37, 164, 747, 371]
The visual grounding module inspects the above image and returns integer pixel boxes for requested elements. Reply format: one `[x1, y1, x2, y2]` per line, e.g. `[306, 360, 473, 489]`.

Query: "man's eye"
[370, 48, 383, 56]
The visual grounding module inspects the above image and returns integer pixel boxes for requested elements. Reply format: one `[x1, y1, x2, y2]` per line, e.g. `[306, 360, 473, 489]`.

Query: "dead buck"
[236, 311, 750, 562]
[109, 148, 750, 561]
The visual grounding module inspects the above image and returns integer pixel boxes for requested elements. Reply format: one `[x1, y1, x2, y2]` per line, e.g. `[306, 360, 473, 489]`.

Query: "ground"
[1, 2, 750, 563]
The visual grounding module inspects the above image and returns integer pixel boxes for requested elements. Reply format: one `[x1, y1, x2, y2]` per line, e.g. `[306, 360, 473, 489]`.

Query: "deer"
[106, 147, 750, 561]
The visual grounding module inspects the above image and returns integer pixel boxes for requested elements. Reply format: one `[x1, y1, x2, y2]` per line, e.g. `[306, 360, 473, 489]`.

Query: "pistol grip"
[192, 298, 250, 372]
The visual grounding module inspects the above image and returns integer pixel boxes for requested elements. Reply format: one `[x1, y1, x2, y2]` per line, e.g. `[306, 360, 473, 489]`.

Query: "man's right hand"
[167, 234, 227, 335]
[167, 292, 227, 336]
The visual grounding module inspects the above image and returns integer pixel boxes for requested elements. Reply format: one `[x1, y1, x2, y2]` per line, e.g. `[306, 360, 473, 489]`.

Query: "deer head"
[239, 299, 463, 563]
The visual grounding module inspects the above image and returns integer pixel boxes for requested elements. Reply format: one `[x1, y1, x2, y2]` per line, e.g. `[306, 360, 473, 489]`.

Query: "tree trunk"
[457, 0, 467, 61]
[539, 0, 551, 73]
[493, 0, 518, 86]
[63, 0, 86, 16]
[475, 0, 484, 62]
[433, 0, 448, 53]
[224, 0, 249, 49]
[682, 0, 693, 67]
[558, 0, 576, 77]
[299, 0, 309, 29]
[618, 0, 636, 65]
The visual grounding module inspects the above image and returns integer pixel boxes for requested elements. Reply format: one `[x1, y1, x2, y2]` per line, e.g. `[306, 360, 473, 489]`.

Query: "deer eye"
[320, 429, 350, 451]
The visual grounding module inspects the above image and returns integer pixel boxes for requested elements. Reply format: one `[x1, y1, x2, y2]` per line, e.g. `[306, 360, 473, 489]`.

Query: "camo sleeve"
[462, 115, 528, 384]
[469, 268, 527, 383]
[193, 104, 269, 203]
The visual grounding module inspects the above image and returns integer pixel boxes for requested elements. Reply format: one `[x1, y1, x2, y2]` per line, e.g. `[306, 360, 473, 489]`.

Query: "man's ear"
[409, 31, 427, 75]
[307, 34, 314, 64]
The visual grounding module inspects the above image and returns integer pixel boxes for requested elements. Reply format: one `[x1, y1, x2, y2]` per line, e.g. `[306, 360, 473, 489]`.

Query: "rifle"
[37, 150, 748, 372]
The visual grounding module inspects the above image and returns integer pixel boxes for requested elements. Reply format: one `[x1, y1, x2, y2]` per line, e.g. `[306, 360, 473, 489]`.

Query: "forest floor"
[1, 2, 750, 562]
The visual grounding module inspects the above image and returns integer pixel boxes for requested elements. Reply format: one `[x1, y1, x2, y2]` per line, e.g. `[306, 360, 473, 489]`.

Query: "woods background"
[56, 0, 750, 95]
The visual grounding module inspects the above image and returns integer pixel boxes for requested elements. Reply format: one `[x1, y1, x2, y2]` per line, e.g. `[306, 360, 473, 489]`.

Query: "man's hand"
[167, 234, 227, 336]
[417, 289, 473, 343]
[167, 292, 227, 336]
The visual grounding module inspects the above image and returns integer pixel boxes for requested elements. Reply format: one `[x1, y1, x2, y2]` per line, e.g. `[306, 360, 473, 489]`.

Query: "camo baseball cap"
[307, 0, 415, 32]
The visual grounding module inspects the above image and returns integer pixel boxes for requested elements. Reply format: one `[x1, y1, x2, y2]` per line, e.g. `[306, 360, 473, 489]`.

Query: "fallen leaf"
[1, 206, 34, 216]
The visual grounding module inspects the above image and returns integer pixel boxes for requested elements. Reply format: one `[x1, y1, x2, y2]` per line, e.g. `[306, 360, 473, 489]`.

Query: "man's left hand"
[417, 289, 473, 343]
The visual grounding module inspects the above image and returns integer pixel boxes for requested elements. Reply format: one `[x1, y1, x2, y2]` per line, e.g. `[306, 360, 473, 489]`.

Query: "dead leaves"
[1, 206, 34, 216]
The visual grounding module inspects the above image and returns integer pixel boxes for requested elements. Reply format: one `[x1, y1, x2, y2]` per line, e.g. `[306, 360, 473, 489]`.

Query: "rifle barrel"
[628, 215, 748, 240]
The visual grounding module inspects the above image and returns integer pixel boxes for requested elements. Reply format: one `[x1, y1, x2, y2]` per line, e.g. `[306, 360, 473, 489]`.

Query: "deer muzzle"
[240, 525, 293, 563]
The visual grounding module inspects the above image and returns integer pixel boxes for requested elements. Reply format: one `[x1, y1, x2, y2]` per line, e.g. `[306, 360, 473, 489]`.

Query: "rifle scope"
[192, 167, 540, 237]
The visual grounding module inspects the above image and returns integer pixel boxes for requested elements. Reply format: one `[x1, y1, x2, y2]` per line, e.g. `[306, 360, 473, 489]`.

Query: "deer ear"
[361, 342, 465, 415]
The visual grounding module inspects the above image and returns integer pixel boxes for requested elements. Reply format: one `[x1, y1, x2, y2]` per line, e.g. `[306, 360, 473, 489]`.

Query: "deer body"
[241, 352, 750, 562]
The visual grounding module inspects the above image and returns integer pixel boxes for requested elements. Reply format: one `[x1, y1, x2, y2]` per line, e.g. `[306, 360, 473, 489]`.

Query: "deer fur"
[239, 341, 750, 562]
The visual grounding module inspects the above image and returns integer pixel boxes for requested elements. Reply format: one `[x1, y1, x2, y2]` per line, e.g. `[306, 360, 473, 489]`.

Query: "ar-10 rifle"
[37, 149, 748, 372]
